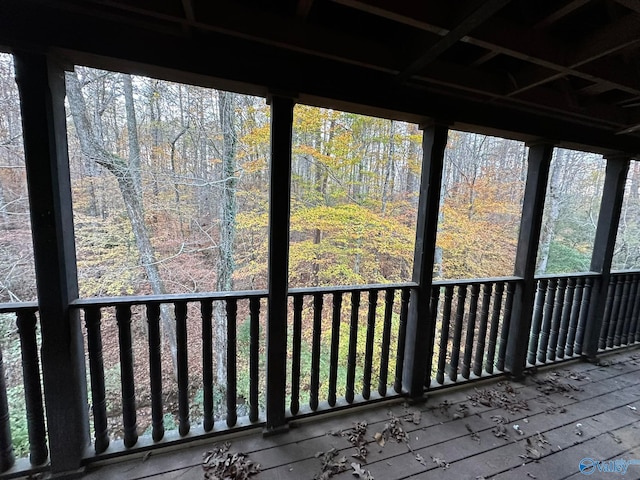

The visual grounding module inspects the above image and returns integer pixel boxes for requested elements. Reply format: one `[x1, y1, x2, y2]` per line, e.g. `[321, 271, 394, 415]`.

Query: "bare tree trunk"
[213, 91, 238, 387]
[536, 150, 564, 274]
[66, 70, 179, 375]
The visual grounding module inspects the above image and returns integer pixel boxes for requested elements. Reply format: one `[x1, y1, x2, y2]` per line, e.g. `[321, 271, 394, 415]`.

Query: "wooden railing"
[429, 277, 520, 386]
[0, 303, 48, 476]
[599, 272, 640, 350]
[3, 270, 640, 475]
[526, 273, 599, 366]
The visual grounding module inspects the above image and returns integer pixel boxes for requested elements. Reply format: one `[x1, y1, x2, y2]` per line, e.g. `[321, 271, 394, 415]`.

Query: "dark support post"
[582, 155, 630, 360]
[402, 122, 448, 397]
[505, 143, 554, 379]
[265, 94, 294, 432]
[14, 52, 89, 471]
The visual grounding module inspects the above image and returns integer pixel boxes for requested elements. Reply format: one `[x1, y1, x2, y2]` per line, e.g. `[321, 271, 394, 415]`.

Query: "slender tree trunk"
[536, 150, 564, 274]
[66, 70, 179, 375]
[213, 91, 238, 388]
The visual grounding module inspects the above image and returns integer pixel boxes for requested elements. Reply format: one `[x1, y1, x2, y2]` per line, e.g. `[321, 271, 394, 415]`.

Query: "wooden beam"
[534, 0, 591, 28]
[296, 0, 315, 19]
[581, 155, 630, 360]
[505, 143, 554, 379]
[397, 0, 510, 82]
[614, 0, 640, 15]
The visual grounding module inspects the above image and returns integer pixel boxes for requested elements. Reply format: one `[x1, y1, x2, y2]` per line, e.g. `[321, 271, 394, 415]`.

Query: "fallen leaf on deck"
[415, 453, 427, 466]
[374, 432, 385, 447]
[351, 462, 374, 480]
[432, 455, 450, 470]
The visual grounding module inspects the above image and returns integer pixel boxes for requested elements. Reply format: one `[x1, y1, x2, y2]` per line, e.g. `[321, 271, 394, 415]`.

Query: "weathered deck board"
[83, 348, 640, 480]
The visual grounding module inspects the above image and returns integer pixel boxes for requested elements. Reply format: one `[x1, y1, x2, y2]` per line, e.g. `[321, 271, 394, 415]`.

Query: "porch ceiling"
[2, 0, 640, 155]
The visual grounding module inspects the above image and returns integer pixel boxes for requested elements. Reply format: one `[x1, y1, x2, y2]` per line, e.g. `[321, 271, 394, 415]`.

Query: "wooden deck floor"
[83, 348, 640, 480]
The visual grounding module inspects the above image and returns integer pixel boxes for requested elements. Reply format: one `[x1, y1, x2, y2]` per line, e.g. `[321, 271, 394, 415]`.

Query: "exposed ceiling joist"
[534, 0, 591, 28]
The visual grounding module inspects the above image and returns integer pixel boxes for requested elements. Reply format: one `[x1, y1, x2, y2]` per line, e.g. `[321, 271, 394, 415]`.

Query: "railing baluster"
[346, 291, 360, 403]
[461, 284, 480, 380]
[362, 290, 378, 400]
[393, 288, 409, 393]
[608, 278, 623, 348]
[290, 295, 303, 414]
[378, 289, 394, 396]
[629, 275, 640, 343]
[621, 275, 637, 345]
[84, 306, 109, 454]
[547, 278, 567, 362]
[600, 278, 617, 349]
[537, 279, 557, 363]
[566, 278, 584, 356]
[226, 299, 238, 428]
[16, 310, 48, 466]
[527, 279, 547, 365]
[249, 298, 260, 422]
[310, 294, 323, 411]
[116, 305, 138, 448]
[615, 275, 631, 346]
[0, 345, 13, 472]
[328, 293, 342, 407]
[496, 281, 515, 372]
[449, 285, 467, 382]
[473, 283, 492, 377]
[175, 301, 190, 435]
[485, 282, 504, 374]
[201, 300, 214, 432]
[557, 278, 575, 359]
[574, 277, 593, 355]
[424, 285, 441, 388]
[146, 303, 164, 441]
[436, 285, 454, 385]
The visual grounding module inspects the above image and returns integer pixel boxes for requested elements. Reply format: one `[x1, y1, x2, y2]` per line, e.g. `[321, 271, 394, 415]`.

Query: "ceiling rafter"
[534, 0, 591, 28]
[397, 0, 510, 83]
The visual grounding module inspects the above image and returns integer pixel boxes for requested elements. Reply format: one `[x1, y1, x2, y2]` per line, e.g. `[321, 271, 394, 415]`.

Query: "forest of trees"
[1, 55, 639, 306]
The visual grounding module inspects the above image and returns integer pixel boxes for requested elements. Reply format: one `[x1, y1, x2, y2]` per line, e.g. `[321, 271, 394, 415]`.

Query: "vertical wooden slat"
[116, 305, 138, 448]
[574, 277, 594, 355]
[328, 293, 342, 407]
[614, 275, 631, 346]
[537, 278, 557, 363]
[485, 282, 504, 374]
[362, 290, 378, 400]
[496, 282, 515, 372]
[424, 285, 441, 388]
[527, 279, 547, 365]
[547, 278, 567, 361]
[175, 302, 190, 436]
[461, 284, 480, 379]
[249, 298, 260, 423]
[84, 307, 109, 453]
[436, 285, 454, 384]
[556, 278, 576, 359]
[448, 285, 467, 382]
[598, 279, 616, 349]
[378, 289, 394, 396]
[310, 294, 323, 411]
[0, 345, 14, 472]
[629, 275, 640, 343]
[393, 288, 410, 393]
[226, 299, 238, 428]
[290, 295, 303, 415]
[473, 283, 492, 377]
[565, 278, 584, 356]
[346, 291, 360, 404]
[606, 278, 623, 348]
[201, 300, 214, 432]
[147, 303, 164, 441]
[621, 275, 637, 345]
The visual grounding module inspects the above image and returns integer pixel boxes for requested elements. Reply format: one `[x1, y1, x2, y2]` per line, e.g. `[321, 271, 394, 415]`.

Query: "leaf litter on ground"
[202, 442, 261, 480]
